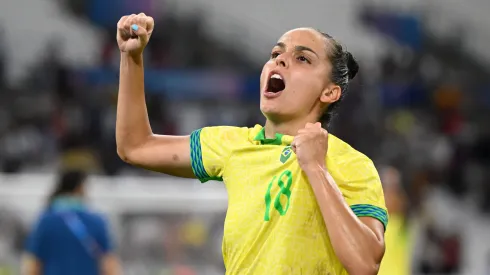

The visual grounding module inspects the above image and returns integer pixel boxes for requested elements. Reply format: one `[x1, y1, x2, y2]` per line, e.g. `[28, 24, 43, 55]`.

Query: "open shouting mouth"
[264, 71, 286, 98]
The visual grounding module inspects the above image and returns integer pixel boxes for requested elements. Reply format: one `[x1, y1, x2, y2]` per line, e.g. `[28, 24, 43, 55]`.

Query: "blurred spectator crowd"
[0, 1, 258, 176]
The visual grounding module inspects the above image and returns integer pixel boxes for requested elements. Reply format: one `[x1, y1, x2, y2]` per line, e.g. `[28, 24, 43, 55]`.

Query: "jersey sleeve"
[338, 156, 388, 230]
[189, 126, 237, 183]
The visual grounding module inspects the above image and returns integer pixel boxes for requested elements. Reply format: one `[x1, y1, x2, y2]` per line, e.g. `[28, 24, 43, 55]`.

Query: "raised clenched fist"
[291, 122, 329, 172]
[117, 13, 154, 57]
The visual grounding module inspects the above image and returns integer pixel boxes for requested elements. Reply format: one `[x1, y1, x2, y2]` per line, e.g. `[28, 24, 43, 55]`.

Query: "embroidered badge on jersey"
[280, 146, 292, 163]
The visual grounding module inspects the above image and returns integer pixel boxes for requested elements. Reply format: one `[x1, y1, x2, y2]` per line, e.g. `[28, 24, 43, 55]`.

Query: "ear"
[319, 84, 341, 104]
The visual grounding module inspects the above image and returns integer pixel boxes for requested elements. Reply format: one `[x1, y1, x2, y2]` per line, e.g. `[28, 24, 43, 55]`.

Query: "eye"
[297, 55, 310, 64]
[271, 52, 280, 59]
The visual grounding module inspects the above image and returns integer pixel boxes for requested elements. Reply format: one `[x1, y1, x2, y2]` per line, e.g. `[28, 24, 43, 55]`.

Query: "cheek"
[260, 61, 273, 88]
[289, 71, 324, 97]
[286, 74, 323, 109]
[260, 71, 266, 88]
[294, 92, 318, 111]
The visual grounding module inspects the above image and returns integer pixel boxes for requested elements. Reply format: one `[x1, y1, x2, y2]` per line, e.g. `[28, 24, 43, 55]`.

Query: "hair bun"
[345, 51, 359, 80]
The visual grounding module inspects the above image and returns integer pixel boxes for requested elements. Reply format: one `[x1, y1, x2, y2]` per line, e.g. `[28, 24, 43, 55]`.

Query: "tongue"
[269, 78, 285, 93]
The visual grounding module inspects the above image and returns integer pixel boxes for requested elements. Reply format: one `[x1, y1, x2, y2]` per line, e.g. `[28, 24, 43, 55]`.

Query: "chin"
[261, 106, 288, 122]
[260, 101, 279, 115]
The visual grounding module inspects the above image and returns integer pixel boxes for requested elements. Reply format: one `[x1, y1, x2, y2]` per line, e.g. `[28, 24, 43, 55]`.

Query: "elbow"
[117, 136, 152, 165]
[348, 265, 379, 275]
[116, 133, 153, 164]
[365, 262, 381, 275]
[116, 136, 129, 163]
[347, 259, 381, 275]
[117, 146, 135, 164]
[116, 138, 147, 164]
[347, 233, 384, 275]
[117, 147, 129, 163]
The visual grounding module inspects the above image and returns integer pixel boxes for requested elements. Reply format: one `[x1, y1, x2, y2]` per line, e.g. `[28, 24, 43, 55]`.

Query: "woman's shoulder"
[327, 134, 376, 173]
[197, 125, 258, 143]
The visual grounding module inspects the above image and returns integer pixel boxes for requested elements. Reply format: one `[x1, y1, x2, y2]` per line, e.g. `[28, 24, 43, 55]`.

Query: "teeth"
[270, 74, 282, 80]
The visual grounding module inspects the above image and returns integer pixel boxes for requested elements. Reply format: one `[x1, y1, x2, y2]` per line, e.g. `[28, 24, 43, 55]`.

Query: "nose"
[275, 53, 289, 68]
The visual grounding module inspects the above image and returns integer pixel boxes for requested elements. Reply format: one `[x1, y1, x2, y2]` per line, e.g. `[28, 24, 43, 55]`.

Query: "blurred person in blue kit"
[21, 170, 121, 275]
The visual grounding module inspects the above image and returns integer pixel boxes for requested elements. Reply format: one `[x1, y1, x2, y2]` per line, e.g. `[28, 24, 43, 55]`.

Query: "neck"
[264, 115, 318, 138]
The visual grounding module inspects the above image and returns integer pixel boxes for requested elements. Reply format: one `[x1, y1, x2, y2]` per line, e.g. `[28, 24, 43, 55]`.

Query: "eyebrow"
[275, 42, 318, 57]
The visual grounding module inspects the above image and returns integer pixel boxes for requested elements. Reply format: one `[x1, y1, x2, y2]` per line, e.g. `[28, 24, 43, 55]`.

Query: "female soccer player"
[116, 13, 387, 275]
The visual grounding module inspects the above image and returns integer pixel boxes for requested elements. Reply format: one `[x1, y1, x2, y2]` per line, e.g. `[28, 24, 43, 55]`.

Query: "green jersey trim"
[350, 204, 388, 231]
[190, 129, 223, 183]
[253, 128, 285, 145]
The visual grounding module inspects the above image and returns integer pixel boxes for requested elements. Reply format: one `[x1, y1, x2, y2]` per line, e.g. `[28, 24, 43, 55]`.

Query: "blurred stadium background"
[1, 0, 490, 274]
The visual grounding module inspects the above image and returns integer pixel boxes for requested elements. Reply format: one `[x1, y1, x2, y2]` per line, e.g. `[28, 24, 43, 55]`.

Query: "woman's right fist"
[117, 13, 154, 57]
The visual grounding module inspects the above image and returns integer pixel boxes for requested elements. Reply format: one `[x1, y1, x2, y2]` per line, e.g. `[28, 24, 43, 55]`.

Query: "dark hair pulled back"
[47, 170, 87, 206]
[316, 31, 359, 128]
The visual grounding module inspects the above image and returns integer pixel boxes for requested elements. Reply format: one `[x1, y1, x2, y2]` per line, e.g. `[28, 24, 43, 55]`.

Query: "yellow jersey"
[378, 215, 410, 275]
[190, 125, 388, 275]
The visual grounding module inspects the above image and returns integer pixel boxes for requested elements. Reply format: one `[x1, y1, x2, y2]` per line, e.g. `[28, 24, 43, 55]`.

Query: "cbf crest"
[280, 146, 292, 163]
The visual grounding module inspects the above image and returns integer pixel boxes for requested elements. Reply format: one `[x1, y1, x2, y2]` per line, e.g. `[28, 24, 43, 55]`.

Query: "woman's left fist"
[291, 122, 329, 172]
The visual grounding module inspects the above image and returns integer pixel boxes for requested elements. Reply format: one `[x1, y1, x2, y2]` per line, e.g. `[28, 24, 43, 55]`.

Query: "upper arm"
[360, 216, 386, 262]
[338, 156, 389, 231]
[120, 126, 239, 181]
[340, 156, 387, 265]
[119, 134, 195, 178]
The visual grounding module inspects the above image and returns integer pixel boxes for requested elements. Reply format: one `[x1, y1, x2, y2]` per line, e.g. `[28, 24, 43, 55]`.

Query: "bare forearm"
[305, 166, 384, 275]
[116, 53, 152, 155]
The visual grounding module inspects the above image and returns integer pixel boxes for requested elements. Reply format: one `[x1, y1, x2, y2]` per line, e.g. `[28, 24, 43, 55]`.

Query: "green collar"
[253, 127, 288, 145]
